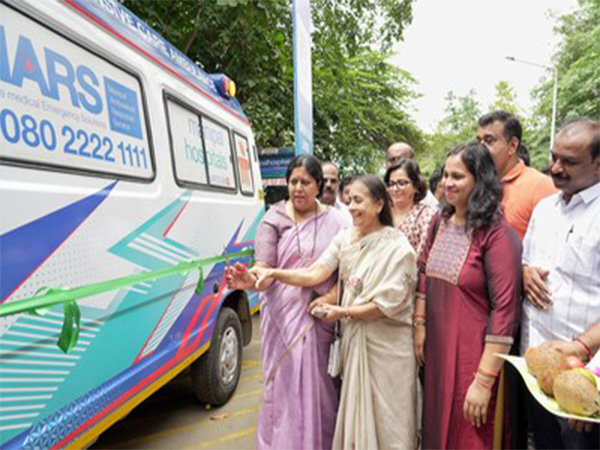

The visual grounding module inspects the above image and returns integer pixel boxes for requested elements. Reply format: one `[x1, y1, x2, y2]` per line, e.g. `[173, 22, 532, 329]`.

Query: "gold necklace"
[292, 203, 319, 263]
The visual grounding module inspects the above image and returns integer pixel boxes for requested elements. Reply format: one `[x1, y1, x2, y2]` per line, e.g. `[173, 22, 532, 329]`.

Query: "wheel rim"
[219, 326, 239, 385]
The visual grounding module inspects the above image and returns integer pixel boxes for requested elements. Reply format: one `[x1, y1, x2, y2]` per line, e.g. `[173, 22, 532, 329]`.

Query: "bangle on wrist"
[413, 314, 426, 320]
[474, 374, 494, 390]
[413, 319, 426, 327]
[477, 368, 499, 379]
[574, 337, 592, 361]
[474, 372, 495, 389]
[344, 307, 353, 320]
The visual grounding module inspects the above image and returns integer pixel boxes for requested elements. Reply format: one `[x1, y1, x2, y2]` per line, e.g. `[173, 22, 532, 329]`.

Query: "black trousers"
[527, 392, 600, 450]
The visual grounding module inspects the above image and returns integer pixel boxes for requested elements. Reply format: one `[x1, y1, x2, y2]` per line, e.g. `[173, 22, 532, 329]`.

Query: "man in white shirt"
[319, 161, 352, 225]
[385, 142, 439, 209]
[521, 119, 600, 450]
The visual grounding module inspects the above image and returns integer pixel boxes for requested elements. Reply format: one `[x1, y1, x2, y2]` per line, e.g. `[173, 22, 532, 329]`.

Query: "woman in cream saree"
[321, 225, 417, 449]
[249, 176, 418, 449]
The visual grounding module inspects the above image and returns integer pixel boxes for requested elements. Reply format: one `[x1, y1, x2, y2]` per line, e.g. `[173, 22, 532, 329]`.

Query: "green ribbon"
[0, 247, 253, 353]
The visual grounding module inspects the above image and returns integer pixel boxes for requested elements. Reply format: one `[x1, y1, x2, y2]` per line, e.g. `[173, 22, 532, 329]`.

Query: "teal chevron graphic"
[32, 192, 197, 419]
[109, 190, 197, 270]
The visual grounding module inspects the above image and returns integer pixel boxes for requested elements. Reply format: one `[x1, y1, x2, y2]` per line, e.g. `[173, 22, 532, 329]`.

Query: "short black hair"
[340, 175, 355, 193]
[384, 159, 428, 204]
[479, 110, 522, 146]
[429, 167, 444, 194]
[442, 142, 503, 230]
[517, 143, 531, 166]
[285, 155, 324, 196]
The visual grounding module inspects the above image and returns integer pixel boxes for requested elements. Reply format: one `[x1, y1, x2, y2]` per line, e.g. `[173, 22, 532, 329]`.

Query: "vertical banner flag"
[292, 0, 313, 155]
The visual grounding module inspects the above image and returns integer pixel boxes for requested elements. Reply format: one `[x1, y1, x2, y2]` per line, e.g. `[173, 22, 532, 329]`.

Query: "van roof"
[66, 0, 249, 124]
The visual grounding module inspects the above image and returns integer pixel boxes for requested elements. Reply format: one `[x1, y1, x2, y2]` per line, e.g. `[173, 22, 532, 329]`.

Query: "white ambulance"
[0, 0, 264, 447]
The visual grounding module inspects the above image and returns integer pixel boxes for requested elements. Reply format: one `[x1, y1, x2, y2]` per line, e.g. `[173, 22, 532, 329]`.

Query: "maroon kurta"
[418, 214, 522, 449]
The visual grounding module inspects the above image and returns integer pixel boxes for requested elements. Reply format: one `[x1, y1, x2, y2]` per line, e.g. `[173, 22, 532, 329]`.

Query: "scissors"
[223, 246, 232, 269]
[224, 246, 248, 274]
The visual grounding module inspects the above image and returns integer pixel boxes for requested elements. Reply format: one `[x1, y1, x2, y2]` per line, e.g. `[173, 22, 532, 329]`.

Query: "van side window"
[166, 100, 208, 185]
[201, 117, 236, 189]
[166, 97, 237, 191]
[233, 133, 254, 195]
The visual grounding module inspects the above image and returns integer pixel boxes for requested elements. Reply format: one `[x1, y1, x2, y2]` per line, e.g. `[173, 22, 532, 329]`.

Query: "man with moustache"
[520, 119, 600, 450]
[320, 161, 352, 225]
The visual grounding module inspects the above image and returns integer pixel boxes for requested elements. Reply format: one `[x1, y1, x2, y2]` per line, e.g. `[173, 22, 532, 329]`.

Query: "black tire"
[191, 307, 242, 406]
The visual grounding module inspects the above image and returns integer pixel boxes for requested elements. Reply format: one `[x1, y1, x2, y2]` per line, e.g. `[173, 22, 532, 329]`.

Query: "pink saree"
[254, 201, 348, 450]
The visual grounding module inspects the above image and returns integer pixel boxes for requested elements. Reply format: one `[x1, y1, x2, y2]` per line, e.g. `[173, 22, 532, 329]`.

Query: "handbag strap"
[333, 271, 342, 338]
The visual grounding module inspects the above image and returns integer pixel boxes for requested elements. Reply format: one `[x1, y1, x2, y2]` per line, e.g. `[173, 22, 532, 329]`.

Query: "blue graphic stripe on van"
[0, 182, 118, 303]
[0, 193, 199, 448]
[1, 213, 260, 449]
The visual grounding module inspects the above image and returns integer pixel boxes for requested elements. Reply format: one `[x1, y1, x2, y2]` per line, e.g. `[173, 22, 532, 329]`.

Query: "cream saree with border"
[319, 226, 417, 449]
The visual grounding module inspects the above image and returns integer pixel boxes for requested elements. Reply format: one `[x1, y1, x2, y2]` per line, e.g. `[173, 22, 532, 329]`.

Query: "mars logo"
[0, 25, 103, 115]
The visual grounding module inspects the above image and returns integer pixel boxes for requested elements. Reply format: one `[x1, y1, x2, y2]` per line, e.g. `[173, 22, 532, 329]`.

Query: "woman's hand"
[322, 305, 346, 323]
[463, 376, 493, 428]
[414, 325, 426, 366]
[225, 262, 256, 290]
[307, 294, 336, 314]
[251, 266, 275, 290]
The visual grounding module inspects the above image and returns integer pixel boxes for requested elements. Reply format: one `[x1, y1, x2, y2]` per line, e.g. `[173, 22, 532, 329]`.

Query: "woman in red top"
[418, 142, 522, 449]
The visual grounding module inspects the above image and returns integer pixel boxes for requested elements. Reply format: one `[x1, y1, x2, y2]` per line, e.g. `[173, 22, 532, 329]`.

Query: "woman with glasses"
[226, 155, 348, 450]
[384, 159, 435, 366]
[418, 142, 521, 449]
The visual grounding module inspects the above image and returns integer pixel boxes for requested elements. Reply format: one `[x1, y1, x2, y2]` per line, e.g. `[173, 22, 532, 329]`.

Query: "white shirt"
[334, 199, 353, 226]
[422, 190, 439, 209]
[521, 181, 600, 353]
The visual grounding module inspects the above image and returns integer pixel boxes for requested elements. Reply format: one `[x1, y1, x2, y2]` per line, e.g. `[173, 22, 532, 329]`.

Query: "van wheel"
[191, 307, 242, 406]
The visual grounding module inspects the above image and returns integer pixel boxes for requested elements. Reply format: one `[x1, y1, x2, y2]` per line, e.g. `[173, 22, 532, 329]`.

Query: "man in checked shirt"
[520, 119, 600, 450]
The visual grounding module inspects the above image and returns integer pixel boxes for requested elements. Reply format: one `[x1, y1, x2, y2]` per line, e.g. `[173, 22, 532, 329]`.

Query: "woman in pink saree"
[226, 155, 348, 449]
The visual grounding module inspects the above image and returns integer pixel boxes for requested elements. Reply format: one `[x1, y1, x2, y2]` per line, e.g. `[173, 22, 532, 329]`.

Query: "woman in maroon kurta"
[417, 142, 522, 449]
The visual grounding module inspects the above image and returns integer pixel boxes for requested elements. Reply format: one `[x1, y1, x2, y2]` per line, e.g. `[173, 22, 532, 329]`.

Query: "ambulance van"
[0, 0, 264, 447]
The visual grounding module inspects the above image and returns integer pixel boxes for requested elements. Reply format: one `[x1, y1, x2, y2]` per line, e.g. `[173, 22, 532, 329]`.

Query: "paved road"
[92, 315, 263, 449]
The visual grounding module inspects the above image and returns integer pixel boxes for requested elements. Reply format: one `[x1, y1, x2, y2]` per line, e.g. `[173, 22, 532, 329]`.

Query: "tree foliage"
[422, 90, 481, 175]
[423, 80, 531, 175]
[528, 0, 600, 168]
[123, 0, 420, 174]
[489, 81, 520, 115]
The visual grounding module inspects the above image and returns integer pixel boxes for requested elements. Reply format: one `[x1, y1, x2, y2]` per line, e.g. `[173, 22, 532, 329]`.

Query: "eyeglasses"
[387, 180, 412, 190]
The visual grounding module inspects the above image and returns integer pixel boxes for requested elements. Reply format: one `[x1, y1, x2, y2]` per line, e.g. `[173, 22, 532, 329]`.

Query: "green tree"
[422, 90, 481, 175]
[123, 0, 420, 174]
[489, 80, 520, 115]
[528, 0, 600, 168]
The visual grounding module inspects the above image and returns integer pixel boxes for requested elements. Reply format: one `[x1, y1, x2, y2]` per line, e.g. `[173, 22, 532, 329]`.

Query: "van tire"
[191, 307, 242, 406]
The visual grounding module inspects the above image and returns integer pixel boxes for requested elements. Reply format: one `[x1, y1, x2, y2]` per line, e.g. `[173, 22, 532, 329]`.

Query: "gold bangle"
[344, 307, 352, 320]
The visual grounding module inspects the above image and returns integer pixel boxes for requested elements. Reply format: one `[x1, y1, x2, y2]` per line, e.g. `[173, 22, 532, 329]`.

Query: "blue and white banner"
[292, 0, 313, 156]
